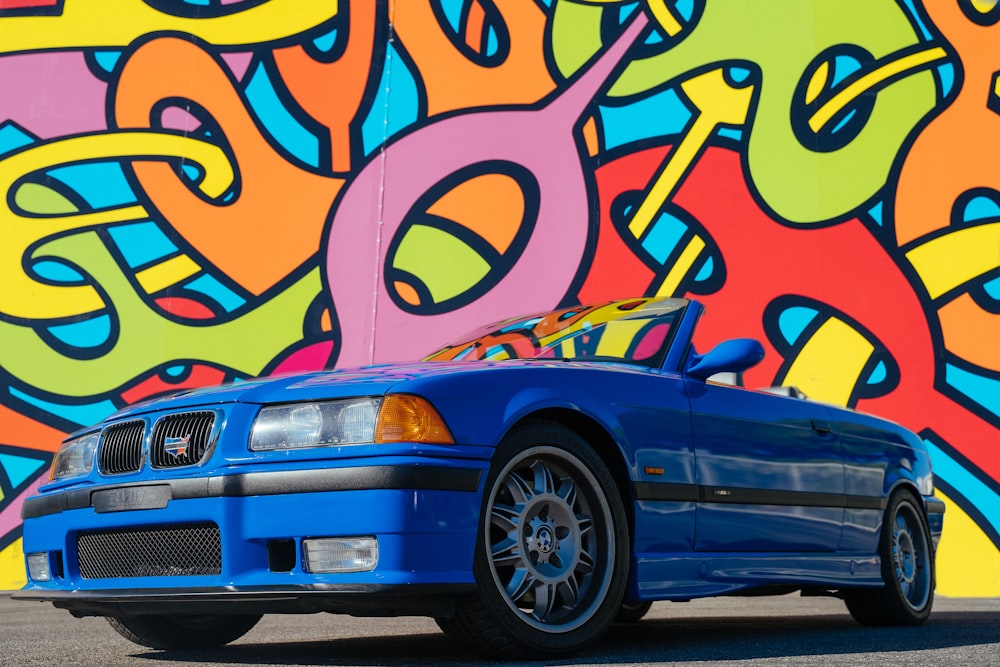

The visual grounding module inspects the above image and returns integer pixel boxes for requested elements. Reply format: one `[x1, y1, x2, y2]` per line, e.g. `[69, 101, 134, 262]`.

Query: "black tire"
[844, 490, 934, 626]
[437, 421, 629, 657]
[106, 613, 262, 650]
[615, 600, 653, 623]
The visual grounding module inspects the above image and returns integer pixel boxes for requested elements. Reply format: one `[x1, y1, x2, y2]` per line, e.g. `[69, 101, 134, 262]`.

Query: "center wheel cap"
[535, 525, 554, 554]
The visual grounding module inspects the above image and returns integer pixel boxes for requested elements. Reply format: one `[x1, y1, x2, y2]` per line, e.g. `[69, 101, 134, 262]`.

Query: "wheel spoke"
[491, 537, 523, 568]
[557, 574, 581, 608]
[531, 460, 556, 496]
[490, 502, 521, 532]
[557, 477, 577, 507]
[532, 582, 559, 621]
[506, 567, 536, 605]
[503, 471, 533, 505]
[576, 547, 595, 575]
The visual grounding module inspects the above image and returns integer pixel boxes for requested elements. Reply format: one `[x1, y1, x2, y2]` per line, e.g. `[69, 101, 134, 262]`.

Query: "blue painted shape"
[962, 195, 1000, 223]
[47, 162, 137, 208]
[8, 386, 117, 428]
[867, 360, 887, 385]
[0, 121, 34, 155]
[946, 363, 1000, 418]
[900, 0, 934, 41]
[439, 0, 463, 33]
[832, 55, 862, 86]
[717, 127, 743, 141]
[777, 306, 819, 346]
[184, 274, 246, 313]
[599, 88, 691, 151]
[313, 28, 338, 53]
[643, 211, 686, 264]
[46, 315, 112, 349]
[729, 67, 752, 84]
[0, 453, 47, 488]
[106, 221, 178, 269]
[984, 276, 1000, 299]
[925, 438, 1000, 538]
[93, 51, 122, 74]
[486, 26, 499, 57]
[695, 256, 714, 281]
[245, 61, 320, 168]
[832, 108, 857, 134]
[868, 201, 884, 226]
[361, 43, 419, 156]
[937, 62, 955, 99]
[31, 259, 85, 284]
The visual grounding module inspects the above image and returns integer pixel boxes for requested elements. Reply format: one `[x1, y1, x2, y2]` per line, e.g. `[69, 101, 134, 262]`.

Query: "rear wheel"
[438, 421, 629, 657]
[107, 613, 262, 649]
[844, 490, 934, 626]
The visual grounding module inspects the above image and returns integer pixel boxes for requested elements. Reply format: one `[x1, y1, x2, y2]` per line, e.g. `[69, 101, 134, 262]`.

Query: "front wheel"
[844, 490, 934, 625]
[438, 422, 629, 657]
[107, 613, 262, 650]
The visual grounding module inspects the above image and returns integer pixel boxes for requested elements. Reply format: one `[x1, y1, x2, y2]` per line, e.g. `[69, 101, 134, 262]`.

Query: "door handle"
[811, 419, 833, 435]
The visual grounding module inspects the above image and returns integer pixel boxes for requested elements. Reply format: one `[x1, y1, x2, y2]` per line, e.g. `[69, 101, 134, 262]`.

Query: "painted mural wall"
[0, 0, 996, 596]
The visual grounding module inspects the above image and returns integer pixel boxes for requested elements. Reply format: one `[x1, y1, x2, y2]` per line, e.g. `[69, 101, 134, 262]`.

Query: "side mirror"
[686, 338, 764, 380]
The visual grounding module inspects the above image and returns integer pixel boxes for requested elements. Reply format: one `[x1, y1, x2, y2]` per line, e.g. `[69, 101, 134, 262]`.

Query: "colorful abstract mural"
[0, 0, 996, 596]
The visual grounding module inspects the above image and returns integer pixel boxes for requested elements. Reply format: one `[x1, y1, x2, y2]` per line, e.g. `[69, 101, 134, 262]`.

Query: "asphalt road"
[1, 593, 998, 666]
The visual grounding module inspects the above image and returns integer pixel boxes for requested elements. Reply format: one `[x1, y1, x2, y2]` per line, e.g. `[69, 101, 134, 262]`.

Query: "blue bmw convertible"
[15, 297, 944, 657]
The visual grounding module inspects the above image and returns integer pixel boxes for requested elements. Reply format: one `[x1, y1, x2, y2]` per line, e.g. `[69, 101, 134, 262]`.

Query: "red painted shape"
[587, 143, 998, 482]
[120, 365, 228, 405]
[154, 296, 218, 320]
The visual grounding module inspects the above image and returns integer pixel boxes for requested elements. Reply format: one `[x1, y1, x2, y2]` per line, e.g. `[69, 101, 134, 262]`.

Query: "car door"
[685, 380, 845, 552]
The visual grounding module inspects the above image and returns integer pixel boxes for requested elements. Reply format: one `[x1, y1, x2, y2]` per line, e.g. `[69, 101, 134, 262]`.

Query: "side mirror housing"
[686, 338, 765, 380]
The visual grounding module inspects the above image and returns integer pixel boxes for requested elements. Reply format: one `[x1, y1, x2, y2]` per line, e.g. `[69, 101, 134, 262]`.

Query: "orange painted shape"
[465, 1, 486, 52]
[425, 173, 524, 254]
[940, 293, 1000, 371]
[391, 0, 555, 117]
[0, 404, 68, 453]
[114, 37, 341, 296]
[894, 2, 1000, 246]
[273, 2, 378, 174]
[394, 280, 421, 307]
[583, 116, 600, 157]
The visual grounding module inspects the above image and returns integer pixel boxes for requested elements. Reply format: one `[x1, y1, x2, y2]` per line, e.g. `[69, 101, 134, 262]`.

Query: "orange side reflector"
[375, 394, 454, 444]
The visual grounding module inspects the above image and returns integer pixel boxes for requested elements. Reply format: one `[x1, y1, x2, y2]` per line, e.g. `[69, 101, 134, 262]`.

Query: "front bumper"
[16, 462, 485, 617]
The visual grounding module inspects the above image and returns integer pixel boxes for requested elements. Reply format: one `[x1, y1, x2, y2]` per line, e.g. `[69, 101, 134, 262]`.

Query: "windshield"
[424, 298, 688, 368]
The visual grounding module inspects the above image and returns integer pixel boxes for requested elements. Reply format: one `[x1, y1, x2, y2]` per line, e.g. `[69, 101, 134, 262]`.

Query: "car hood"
[113, 360, 622, 419]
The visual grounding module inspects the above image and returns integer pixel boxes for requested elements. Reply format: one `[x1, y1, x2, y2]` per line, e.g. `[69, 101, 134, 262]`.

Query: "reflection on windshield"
[424, 298, 687, 367]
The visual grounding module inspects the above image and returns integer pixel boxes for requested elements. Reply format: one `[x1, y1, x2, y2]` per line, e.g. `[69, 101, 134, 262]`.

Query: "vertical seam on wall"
[369, 0, 396, 365]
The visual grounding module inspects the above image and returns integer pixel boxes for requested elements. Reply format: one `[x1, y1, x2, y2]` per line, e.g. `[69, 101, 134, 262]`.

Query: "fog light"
[27, 552, 52, 582]
[303, 537, 377, 573]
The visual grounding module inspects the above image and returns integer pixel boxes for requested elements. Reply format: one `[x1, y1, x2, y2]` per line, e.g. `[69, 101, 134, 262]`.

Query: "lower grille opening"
[77, 523, 221, 579]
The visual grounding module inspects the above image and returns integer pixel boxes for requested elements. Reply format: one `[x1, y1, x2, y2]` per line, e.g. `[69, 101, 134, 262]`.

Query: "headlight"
[249, 395, 455, 451]
[50, 432, 99, 480]
[250, 398, 382, 451]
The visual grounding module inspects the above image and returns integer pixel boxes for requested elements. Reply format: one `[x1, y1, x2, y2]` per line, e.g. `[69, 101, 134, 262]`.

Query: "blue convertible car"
[16, 297, 944, 657]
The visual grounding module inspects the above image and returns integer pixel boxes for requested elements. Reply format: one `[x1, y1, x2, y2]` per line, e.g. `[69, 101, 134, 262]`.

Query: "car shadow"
[134, 609, 1000, 667]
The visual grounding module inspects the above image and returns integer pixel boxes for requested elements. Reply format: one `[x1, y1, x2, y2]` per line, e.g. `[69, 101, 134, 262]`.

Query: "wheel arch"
[504, 408, 637, 546]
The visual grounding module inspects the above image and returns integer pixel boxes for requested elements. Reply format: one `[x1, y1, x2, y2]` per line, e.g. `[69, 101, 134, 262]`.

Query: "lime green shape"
[14, 182, 80, 215]
[393, 224, 490, 304]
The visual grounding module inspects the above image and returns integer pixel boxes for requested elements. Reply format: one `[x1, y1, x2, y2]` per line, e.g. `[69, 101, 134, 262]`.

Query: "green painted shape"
[14, 182, 80, 215]
[393, 224, 491, 303]
[551, 0, 941, 223]
[0, 231, 319, 397]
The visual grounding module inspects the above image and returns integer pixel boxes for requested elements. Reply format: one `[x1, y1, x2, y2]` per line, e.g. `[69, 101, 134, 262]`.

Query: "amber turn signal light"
[374, 394, 454, 444]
